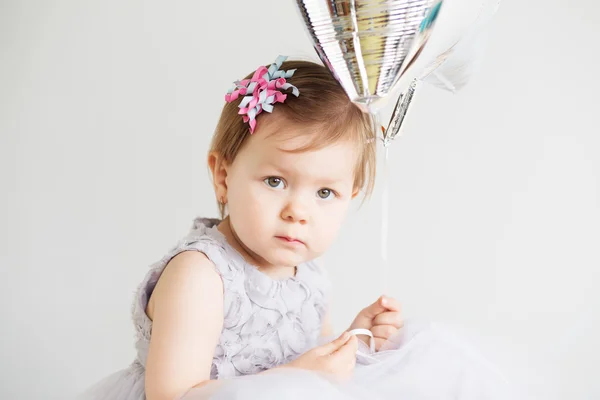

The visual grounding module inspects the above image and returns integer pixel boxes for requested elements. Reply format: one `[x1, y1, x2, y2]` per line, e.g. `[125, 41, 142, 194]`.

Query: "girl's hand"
[348, 295, 403, 351]
[284, 331, 358, 381]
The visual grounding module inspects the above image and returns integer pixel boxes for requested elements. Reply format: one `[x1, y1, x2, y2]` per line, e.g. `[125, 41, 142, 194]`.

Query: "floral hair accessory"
[224, 55, 300, 133]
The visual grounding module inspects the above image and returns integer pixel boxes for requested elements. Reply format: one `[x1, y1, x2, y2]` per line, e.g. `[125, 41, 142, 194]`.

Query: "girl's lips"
[275, 236, 305, 246]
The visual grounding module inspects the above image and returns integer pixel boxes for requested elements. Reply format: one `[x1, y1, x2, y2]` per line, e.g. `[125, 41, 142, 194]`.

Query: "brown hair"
[210, 59, 376, 218]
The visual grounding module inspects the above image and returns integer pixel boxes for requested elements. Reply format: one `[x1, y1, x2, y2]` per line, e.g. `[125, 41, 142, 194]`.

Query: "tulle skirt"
[77, 362, 146, 400]
[77, 319, 524, 400]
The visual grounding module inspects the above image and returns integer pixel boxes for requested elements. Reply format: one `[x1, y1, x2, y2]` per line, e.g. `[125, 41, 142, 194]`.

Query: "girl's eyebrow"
[260, 161, 289, 176]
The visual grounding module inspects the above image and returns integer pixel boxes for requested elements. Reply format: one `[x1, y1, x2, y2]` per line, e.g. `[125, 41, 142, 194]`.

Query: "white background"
[1, 0, 599, 399]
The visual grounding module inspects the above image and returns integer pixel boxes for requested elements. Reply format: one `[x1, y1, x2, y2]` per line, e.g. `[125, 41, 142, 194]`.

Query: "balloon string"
[373, 111, 390, 296]
[381, 141, 389, 295]
[372, 111, 390, 296]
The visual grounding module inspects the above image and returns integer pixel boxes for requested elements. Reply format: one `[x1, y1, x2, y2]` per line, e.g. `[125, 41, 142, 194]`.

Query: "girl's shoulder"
[131, 217, 236, 343]
[156, 217, 234, 275]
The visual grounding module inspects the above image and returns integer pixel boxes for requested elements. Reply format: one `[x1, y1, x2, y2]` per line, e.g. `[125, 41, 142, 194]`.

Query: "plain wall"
[1, 0, 599, 399]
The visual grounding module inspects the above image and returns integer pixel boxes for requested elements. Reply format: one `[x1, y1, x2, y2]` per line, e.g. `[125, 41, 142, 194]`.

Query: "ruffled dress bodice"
[131, 217, 330, 379]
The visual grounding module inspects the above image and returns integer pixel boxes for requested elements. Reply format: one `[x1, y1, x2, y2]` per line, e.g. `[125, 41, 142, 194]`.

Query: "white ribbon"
[347, 328, 378, 363]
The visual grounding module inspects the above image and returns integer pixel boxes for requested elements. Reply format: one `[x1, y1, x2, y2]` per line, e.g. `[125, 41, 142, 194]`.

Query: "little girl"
[79, 56, 518, 400]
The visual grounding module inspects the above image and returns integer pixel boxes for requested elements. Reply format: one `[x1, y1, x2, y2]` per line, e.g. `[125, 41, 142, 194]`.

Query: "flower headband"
[224, 55, 300, 133]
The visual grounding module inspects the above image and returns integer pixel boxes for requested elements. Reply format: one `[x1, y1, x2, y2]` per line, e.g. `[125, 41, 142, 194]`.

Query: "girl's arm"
[144, 251, 224, 400]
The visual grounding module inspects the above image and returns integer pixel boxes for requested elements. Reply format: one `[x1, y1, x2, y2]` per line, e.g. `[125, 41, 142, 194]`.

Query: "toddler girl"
[79, 56, 516, 400]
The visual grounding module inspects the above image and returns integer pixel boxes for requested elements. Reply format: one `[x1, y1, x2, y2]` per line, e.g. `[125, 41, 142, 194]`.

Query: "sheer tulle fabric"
[176, 319, 521, 400]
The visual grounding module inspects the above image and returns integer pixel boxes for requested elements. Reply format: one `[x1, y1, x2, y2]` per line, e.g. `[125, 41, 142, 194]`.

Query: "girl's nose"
[281, 198, 309, 224]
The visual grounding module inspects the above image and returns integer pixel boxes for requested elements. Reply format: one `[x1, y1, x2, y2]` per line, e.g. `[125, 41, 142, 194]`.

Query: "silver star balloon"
[294, 0, 443, 115]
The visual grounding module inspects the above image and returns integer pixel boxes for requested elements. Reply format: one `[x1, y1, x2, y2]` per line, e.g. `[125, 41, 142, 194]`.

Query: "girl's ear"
[351, 188, 360, 199]
[208, 152, 229, 204]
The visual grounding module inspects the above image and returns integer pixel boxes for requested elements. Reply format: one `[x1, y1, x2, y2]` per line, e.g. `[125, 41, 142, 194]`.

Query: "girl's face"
[220, 119, 358, 273]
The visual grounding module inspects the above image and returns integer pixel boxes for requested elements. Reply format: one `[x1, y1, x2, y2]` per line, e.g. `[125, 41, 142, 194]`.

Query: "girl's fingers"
[380, 296, 402, 312]
[374, 337, 387, 351]
[318, 331, 351, 355]
[333, 335, 358, 359]
[372, 311, 403, 329]
[371, 324, 398, 341]
[359, 297, 389, 319]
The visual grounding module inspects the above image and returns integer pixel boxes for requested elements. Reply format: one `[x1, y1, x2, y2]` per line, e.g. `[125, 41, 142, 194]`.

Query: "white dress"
[78, 218, 524, 400]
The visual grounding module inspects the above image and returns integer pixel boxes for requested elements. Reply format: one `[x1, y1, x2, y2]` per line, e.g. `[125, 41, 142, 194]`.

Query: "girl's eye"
[264, 177, 285, 189]
[317, 188, 334, 199]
